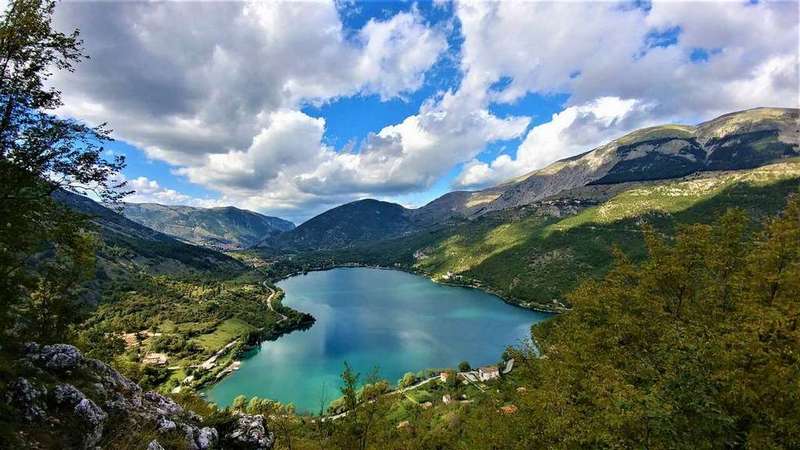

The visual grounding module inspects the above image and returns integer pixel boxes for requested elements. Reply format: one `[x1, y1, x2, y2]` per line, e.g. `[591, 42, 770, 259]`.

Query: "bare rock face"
[40, 344, 83, 371]
[227, 414, 276, 449]
[6, 377, 47, 421]
[74, 398, 107, 448]
[147, 440, 166, 450]
[6, 343, 274, 450]
[196, 426, 219, 449]
[52, 383, 85, 407]
[145, 391, 183, 416]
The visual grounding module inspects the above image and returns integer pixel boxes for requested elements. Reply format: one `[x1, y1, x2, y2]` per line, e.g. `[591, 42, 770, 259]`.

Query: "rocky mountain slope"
[4, 343, 274, 449]
[262, 108, 798, 253]
[264, 159, 800, 311]
[426, 107, 798, 218]
[54, 190, 245, 278]
[121, 203, 294, 250]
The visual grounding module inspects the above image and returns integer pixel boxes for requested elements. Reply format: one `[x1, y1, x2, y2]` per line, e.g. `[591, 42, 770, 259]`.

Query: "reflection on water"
[205, 267, 550, 412]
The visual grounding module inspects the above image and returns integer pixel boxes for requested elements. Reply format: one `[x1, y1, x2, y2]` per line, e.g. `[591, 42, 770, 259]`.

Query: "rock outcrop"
[3, 343, 274, 449]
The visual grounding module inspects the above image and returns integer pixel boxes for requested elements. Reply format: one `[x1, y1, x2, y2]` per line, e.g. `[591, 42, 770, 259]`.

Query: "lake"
[205, 267, 550, 412]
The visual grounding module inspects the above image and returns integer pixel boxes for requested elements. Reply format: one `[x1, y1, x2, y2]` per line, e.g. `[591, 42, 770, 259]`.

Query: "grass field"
[192, 318, 255, 351]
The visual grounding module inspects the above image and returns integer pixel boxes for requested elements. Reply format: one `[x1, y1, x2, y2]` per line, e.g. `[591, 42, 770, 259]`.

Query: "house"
[442, 394, 452, 405]
[478, 365, 500, 381]
[439, 371, 451, 383]
[142, 352, 168, 366]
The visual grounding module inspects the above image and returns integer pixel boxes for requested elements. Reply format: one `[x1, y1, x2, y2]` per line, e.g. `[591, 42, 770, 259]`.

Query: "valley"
[3, 2, 799, 448]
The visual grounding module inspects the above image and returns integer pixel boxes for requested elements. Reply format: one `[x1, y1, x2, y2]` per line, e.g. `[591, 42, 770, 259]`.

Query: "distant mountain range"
[121, 203, 294, 249]
[54, 190, 245, 279]
[259, 107, 799, 252]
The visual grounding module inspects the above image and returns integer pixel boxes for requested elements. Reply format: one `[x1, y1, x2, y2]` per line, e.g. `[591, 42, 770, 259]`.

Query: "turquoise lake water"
[205, 267, 549, 412]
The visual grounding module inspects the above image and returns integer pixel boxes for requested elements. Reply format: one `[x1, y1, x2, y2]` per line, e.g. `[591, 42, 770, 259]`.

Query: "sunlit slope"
[550, 159, 800, 232]
[420, 107, 799, 218]
[411, 160, 800, 309]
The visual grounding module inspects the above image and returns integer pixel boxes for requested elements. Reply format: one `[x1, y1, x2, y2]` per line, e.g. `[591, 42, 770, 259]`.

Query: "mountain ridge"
[262, 107, 799, 251]
[53, 190, 246, 278]
[121, 202, 294, 250]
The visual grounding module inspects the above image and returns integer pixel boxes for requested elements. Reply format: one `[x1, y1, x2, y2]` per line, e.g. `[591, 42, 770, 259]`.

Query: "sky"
[43, 0, 800, 224]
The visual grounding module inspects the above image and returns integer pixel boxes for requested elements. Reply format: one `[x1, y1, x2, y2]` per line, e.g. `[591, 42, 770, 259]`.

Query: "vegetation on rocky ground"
[77, 273, 314, 392]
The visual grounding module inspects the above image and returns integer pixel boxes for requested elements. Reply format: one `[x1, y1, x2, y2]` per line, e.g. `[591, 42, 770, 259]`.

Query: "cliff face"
[3, 344, 274, 450]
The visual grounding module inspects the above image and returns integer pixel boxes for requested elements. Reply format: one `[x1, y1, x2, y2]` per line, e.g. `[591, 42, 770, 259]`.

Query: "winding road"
[262, 280, 288, 324]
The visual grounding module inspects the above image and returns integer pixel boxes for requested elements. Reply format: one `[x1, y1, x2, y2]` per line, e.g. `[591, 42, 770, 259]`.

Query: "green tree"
[0, 0, 126, 345]
[493, 199, 800, 449]
[458, 361, 471, 372]
[398, 371, 417, 388]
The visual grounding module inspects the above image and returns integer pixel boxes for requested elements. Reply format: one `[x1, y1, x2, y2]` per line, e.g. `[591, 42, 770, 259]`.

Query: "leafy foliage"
[0, 0, 125, 346]
[224, 196, 799, 449]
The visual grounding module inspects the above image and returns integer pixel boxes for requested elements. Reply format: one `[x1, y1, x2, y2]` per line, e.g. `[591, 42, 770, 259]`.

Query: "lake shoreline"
[272, 263, 567, 314]
[204, 266, 549, 410]
[200, 265, 558, 395]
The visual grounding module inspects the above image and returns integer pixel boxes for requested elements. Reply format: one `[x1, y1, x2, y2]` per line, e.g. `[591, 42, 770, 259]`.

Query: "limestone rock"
[6, 377, 47, 421]
[196, 426, 218, 449]
[147, 440, 166, 450]
[227, 414, 275, 449]
[74, 398, 107, 448]
[157, 416, 177, 432]
[52, 384, 85, 407]
[38, 344, 83, 371]
[144, 391, 183, 416]
[8, 343, 272, 449]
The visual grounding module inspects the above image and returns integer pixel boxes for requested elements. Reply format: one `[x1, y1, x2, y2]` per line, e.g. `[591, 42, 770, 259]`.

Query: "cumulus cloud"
[453, 0, 799, 188]
[48, 0, 798, 218]
[121, 176, 210, 206]
[177, 96, 528, 216]
[456, 97, 655, 187]
[53, 1, 448, 164]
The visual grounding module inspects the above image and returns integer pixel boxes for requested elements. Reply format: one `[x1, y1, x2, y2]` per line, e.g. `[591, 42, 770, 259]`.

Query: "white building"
[478, 365, 500, 381]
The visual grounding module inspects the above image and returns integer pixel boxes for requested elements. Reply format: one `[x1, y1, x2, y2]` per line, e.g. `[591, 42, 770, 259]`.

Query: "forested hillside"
[199, 194, 800, 450]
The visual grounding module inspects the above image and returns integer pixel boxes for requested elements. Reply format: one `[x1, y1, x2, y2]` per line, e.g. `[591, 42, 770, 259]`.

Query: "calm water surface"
[205, 268, 549, 412]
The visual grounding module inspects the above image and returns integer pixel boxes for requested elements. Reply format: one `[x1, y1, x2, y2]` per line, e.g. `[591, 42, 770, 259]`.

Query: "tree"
[231, 395, 247, 411]
[0, 0, 126, 345]
[398, 372, 417, 388]
[502, 199, 800, 448]
[458, 361, 471, 372]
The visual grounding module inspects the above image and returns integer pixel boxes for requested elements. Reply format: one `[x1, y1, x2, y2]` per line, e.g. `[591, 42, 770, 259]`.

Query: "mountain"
[263, 108, 798, 254]
[54, 190, 245, 277]
[418, 107, 799, 218]
[259, 199, 419, 251]
[121, 203, 294, 249]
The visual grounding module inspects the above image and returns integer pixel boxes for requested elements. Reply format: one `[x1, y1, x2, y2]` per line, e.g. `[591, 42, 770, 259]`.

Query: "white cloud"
[456, 97, 655, 187]
[48, 0, 798, 219]
[176, 97, 528, 216]
[454, 0, 799, 188]
[124, 176, 198, 206]
[53, 1, 447, 164]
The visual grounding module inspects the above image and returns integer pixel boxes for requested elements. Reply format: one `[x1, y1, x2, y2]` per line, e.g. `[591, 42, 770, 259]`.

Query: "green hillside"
[258, 199, 419, 252]
[263, 161, 800, 311]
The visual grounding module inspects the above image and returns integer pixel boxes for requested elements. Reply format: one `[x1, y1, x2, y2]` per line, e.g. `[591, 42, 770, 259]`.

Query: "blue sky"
[51, 0, 798, 223]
